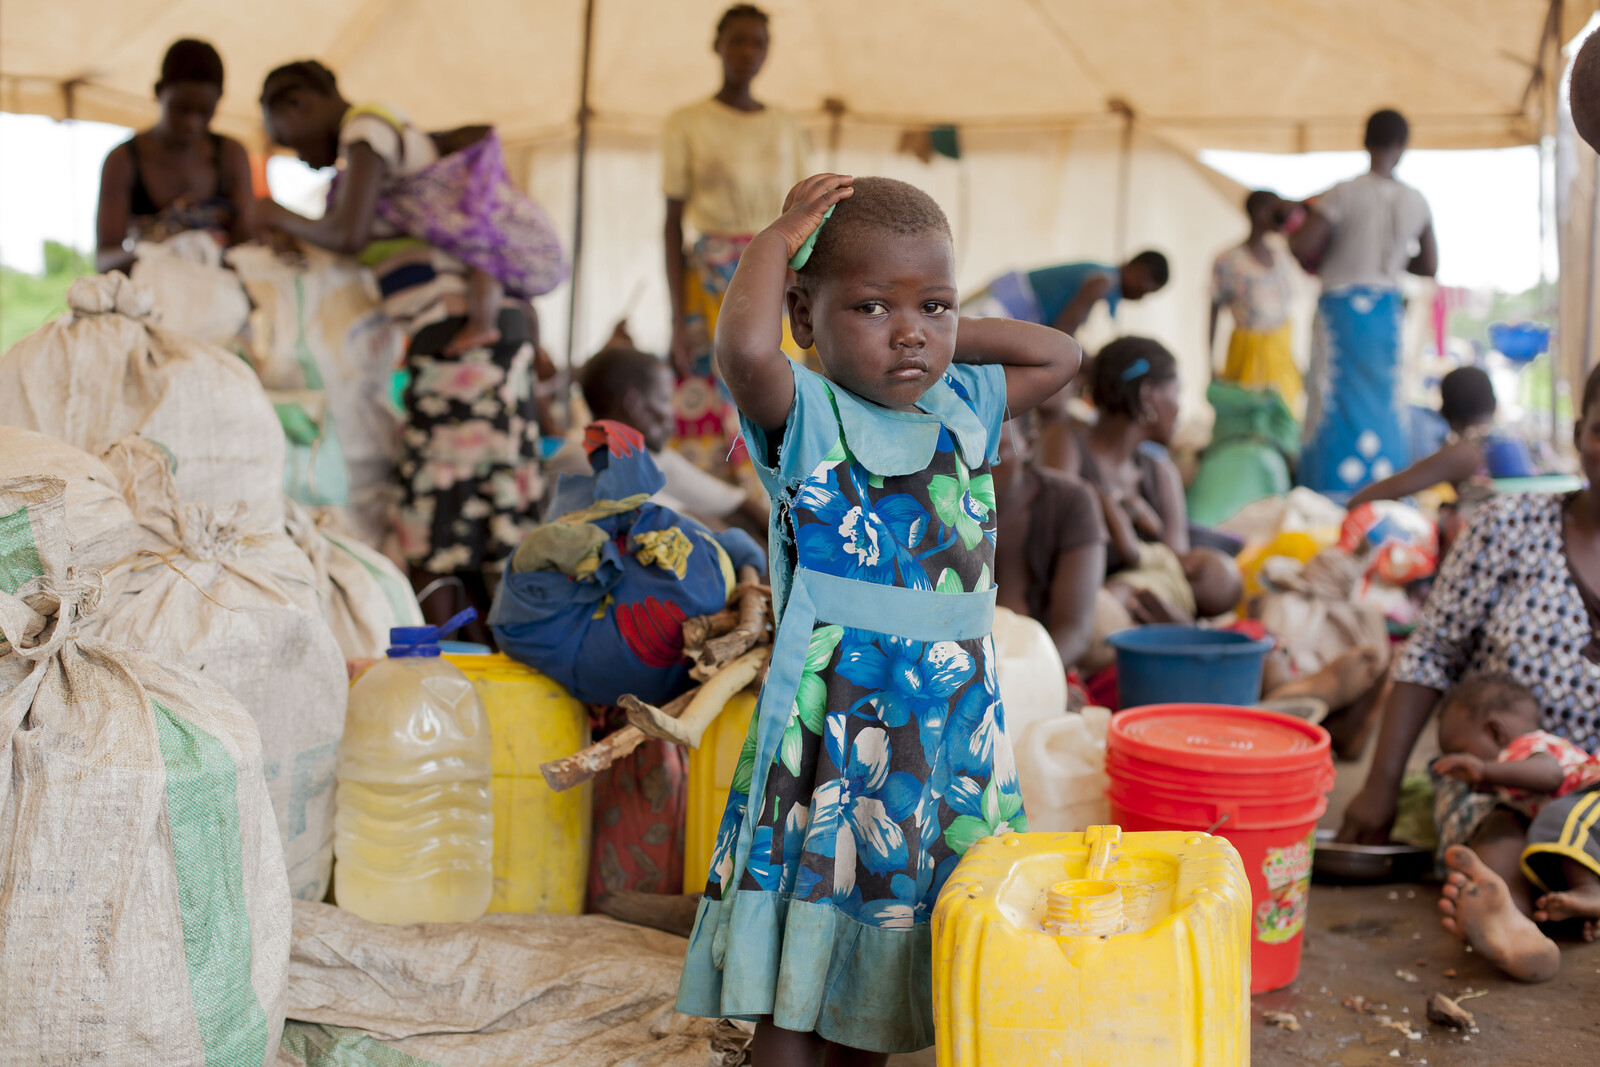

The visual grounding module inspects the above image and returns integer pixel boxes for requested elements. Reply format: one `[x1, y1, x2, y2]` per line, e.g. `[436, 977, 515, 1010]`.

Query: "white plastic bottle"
[1014, 707, 1112, 833]
[335, 613, 493, 924]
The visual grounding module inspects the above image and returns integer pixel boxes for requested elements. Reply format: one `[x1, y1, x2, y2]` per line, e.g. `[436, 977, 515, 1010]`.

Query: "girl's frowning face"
[787, 230, 958, 412]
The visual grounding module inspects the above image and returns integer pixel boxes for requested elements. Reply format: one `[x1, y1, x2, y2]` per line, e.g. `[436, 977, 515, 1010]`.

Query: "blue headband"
[788, 205, 835, 271]
[1120, 357, 1150, 382]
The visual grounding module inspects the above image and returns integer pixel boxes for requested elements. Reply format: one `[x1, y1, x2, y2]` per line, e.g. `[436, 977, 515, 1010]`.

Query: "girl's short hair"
[159, 39, 224, 93]
[1089, 336, 1178, 417]
[260, 60, 339, 110]
[795, 177, 950, 288]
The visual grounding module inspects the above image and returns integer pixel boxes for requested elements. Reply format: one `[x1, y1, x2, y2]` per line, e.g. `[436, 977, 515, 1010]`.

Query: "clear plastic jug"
[335, 609, 493, 924]
[1015, 706, 1111, 832]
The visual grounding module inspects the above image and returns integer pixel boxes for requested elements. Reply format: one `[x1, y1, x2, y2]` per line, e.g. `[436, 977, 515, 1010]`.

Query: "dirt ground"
[1252, 881, 1600, 1066]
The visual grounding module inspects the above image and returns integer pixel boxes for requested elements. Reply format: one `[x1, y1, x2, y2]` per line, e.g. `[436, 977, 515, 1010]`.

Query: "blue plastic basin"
[1107, 625, 1275, 708]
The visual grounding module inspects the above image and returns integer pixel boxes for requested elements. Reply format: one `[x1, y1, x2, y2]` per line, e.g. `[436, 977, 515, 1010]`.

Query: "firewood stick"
[625, 647, 769, 748]
[699, 566, 770, 672]
[539, 687, 696, 792]
[682, 607, 740, 652]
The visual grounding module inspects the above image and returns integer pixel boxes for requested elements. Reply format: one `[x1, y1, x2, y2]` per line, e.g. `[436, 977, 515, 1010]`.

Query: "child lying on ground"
[1436, 672, 1600, 945]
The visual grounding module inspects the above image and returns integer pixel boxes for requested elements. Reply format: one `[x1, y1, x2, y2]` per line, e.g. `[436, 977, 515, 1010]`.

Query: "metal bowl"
[1312, 828, 1433, 884]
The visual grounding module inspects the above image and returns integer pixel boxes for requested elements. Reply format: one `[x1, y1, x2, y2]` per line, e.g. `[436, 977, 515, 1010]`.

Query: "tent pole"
[565, 0, 598, 393]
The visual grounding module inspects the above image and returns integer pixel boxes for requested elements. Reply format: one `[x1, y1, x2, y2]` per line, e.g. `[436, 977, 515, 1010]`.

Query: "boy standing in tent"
[1290, 109, 1437, 500]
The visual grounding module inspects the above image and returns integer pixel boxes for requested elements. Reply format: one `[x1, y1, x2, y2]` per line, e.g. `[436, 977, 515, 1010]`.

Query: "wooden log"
[625, 647, 768, 747]
[682, 607, 739, 652]
[695, 566, 770, 677]
[538, 687, 696, 792]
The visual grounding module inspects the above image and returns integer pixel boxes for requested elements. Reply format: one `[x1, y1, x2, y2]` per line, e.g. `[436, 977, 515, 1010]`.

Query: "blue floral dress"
[676, 360, 1025, 1053]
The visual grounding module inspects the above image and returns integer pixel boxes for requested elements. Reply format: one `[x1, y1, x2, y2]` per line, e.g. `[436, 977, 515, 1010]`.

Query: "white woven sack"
[283, 498, 423, 660]
[0, 426, 161, 577]
[87, 439, 348, 902]
[129, 230, 252, 346]
[0, 476, 290, 1065]
[0, 272, 286, 531]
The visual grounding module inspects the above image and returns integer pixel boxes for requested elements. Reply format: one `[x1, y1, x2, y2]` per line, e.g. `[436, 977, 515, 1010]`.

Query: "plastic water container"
[683, 691, 758, 893]
[1014, 707, 1112, 832]
[1106, 704, 1334, 992]
[934, 825, 1250, 1066]
[992, 607, 1068, 742]
[1108, 625, 1274, 707]
[336, 610, 494, 924]
[443, 651, 591, 915]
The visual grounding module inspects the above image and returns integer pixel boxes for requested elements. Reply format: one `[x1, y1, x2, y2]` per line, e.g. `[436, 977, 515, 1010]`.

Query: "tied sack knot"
[66, 273, 158, 321]
[1, 567, 105, 659]
[176, 501, 252, 562]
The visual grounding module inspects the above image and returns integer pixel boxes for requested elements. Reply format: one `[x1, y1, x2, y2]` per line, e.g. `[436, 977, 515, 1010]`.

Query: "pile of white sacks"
[0, 271, 423, 1063]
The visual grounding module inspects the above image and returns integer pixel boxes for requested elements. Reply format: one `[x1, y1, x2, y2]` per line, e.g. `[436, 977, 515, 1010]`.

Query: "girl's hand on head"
[769, 173, 854, 258]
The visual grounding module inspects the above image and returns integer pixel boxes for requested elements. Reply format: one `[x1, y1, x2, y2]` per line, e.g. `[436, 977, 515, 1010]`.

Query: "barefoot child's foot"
[443, 321, 502, 356]
[1438, 845, 1560, 982]
[1532, 863, 1600, 925]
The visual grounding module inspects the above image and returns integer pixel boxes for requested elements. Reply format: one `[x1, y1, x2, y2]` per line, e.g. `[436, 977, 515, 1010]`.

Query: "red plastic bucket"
[1106, 704, 1334, 993]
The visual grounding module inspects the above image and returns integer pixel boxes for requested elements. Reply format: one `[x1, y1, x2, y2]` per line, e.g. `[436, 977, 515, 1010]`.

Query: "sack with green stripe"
[283, 499, 424, 660]
[0, 476, 291, 1064]
[90, 438, 349, 904]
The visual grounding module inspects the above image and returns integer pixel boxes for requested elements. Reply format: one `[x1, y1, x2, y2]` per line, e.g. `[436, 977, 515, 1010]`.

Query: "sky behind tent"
[0, 111, 1551, 295]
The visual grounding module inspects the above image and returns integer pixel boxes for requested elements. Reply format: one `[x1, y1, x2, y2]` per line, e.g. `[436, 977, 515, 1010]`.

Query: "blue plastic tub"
[1107, 625, 1275, 708]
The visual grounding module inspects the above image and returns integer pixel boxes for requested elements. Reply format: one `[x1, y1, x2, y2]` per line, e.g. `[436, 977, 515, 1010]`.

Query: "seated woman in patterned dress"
[1338, 365, 1600, 982]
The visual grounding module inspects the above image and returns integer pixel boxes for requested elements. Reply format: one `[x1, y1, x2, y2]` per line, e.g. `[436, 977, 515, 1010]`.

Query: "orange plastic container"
[1107, 704, 1333, 993]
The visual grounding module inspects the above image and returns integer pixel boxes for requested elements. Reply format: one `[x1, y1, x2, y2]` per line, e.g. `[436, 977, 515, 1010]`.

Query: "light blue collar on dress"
[825, 371, 992, 478]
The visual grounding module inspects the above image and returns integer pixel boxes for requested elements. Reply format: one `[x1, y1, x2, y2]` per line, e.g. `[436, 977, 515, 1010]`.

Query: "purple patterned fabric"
[373, 129, 568, 299]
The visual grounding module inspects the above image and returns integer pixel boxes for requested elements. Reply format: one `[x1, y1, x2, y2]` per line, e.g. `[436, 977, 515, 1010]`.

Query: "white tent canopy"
[2, 1, 1588, 399]
[2, 1, 1588, 153]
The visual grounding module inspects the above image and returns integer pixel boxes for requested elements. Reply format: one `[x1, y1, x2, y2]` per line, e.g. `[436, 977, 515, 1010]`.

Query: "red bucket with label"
[1106, 704, 1334, 993]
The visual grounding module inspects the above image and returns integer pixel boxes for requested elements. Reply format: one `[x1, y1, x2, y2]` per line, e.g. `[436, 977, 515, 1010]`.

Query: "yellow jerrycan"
[933, 825, 1251, 1067]
[444, 651, 591, 914]
[682, 690, 758, 893]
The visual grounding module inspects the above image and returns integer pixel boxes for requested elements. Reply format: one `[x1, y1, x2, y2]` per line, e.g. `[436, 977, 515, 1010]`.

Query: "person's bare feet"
[1438, 845, 1561, 982]
[1266, 644, 1388, 711]
[443, 321, 503, 356]
[1533, 881, 1600, 927]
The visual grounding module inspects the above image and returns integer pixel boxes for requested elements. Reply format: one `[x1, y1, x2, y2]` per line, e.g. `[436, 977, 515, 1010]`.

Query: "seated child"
[1435, 673, 1600, 941]
[545, 345, 766, 533]
[1348, 366, 1526, 508]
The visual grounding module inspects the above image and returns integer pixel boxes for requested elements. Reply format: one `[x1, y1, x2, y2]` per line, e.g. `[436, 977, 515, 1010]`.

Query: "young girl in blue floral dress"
[675, 173, 1080, 1062]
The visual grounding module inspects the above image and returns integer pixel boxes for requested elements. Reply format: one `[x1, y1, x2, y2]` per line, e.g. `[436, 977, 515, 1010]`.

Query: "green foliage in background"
[0, 241, 93, 352]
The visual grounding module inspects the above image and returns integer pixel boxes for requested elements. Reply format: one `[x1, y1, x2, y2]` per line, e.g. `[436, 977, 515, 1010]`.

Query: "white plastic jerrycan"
[1015, 706, 1112, 832]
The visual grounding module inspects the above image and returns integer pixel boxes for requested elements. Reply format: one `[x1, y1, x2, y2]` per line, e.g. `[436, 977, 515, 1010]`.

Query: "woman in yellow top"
[663, 4, 809, 455]
[1209, 190, 1304, 416]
